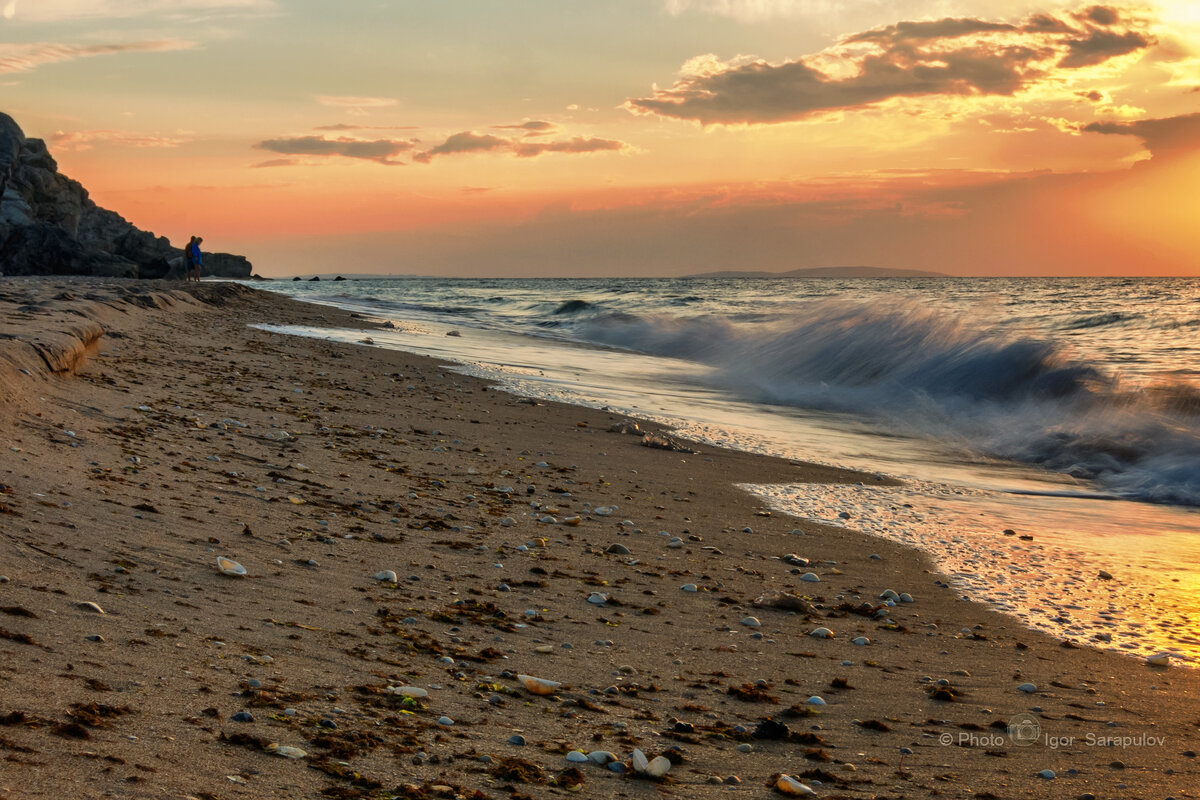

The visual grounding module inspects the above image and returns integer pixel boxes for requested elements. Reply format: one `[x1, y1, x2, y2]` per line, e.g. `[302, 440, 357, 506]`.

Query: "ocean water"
[248, 276, 1200, 664]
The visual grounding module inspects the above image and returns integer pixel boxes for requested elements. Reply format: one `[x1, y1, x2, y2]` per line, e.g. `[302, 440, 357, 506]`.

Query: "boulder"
[0, 110, 252, 279]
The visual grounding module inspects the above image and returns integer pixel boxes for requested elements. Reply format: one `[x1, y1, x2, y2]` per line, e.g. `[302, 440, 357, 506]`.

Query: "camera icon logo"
[1007, 712, 1041, 747]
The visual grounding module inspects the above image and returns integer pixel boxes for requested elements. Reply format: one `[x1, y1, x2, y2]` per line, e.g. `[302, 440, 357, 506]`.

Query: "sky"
[3, 0, 1199, 277]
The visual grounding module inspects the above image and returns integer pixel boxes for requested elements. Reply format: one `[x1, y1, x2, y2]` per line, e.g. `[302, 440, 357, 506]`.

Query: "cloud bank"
[255, 125, 629, 166]
[1084, 112, 1200, 159]
[254, 135, 416, 165]
[628, 6, 1156, 125]
[414, 131, 628, 163]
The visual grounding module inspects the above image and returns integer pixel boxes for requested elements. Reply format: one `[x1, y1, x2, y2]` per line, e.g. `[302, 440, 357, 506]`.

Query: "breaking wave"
[574, 298, 1200, 506]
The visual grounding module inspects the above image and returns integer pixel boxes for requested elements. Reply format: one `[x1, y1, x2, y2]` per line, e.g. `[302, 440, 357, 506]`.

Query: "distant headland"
[684, 266, 949, 279]
[0, 111, 251, 279]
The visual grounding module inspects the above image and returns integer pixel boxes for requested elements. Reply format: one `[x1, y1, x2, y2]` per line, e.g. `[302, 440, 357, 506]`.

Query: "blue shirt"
[188, 242, 202, 265]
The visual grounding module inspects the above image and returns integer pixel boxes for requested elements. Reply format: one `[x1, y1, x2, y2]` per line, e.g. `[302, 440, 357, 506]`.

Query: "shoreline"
[0, 277, 1196, 799]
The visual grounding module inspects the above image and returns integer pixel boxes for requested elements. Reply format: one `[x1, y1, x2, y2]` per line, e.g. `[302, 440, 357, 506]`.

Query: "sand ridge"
[0, 277, 1196, 799]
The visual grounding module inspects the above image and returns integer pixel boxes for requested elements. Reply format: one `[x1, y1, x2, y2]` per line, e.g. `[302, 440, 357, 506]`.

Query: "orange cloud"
[414, 130, 629, 163]
[626, 6, 1156, 125]
[315, 95, 397, 110]
[0, 39, 194, 74]
[49, 129, 192, 150]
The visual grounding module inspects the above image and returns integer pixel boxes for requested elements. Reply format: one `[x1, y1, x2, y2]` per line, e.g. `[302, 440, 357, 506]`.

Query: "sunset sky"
[3, 0, 1199, 276]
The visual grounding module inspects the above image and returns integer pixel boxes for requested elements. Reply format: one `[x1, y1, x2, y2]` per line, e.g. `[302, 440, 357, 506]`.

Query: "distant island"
[684, 266, 949, 279]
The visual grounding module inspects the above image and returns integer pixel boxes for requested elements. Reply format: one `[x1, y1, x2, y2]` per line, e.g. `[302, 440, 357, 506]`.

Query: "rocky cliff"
[0, 112, 251, 279]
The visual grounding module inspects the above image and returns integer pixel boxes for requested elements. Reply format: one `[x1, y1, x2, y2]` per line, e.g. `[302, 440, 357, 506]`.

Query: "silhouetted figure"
[188, 236, 203, 282]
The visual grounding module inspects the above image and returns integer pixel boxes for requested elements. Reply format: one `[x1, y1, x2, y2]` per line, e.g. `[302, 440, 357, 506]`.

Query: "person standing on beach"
[184, 236, 197, 281]
[188, 236, 203, 282]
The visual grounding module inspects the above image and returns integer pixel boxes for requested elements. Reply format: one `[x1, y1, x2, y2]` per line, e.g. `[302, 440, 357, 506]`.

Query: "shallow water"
[249, 275, 1200, 664]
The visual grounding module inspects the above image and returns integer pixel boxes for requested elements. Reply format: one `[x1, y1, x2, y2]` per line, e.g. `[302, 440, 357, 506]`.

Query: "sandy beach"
[0, 277, 1197, 800]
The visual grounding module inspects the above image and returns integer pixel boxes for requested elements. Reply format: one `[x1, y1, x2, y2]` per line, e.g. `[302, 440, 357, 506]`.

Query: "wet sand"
[0, 277, 1197, 799]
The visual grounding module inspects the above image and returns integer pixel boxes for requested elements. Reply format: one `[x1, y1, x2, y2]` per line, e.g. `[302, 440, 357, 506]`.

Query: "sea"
[246, 276, 1200, 666]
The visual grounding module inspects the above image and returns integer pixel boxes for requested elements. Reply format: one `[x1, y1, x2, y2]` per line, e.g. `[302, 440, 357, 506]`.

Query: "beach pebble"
[1018, 683, 1037, 693]
[500, 517, 516, 527]
[587, 751, 616, 765]
[1098, 570, 1114, 580]
[736, 743, 752, 753]
[594, 506, 615, 516]
[852, 636, 870, 646]
[231, 711, 254, 723]
[741, 616, 761, 627]
[76, 601, 105, 614]
[267, 744, 307, 759]
[680, 583, 698, 592]
[810, 627, 834, 639]
[518, 674, 562, 695]
[587, 592, 608, 605]
[507, 735, 526, 746]
[566, 751, 589, 763]
[1147, 652, 1172, 667]
[606, 543, 631, 555]
[216, 557, 247, 577]
[799, 572, 820, 583]
[775, 775, 817, 796]
[386, 686, 428, 699]
[632, 749, 671, 778]
[1037, 769, 1056, 780]
[806, 696, 826, 705]
[437, 716, 454, 726]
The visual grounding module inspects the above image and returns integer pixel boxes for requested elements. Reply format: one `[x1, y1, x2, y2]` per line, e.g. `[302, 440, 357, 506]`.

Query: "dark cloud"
[253, 135, 414, 164]
[1084, 113, 1200, 160]
[413, 132, 509, 163]
[1080, 5, 1121, 26]
[415, 131, 627, 163]
[1022, 14, 1076, 34]
[627, 9, 1156, 126]
[628, 45, 1045, 125]
[1059, 28, 1149, 68]
[513, 137, 626, 158]
[1076, 89, 1106, 102]
[493, 120, 559, 136]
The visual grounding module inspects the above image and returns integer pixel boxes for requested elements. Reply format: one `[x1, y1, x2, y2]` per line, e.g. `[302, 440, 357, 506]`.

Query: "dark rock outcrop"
[0, 111, 252, 279]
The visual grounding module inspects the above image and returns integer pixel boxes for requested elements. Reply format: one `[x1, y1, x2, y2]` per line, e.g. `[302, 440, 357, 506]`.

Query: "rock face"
[0, 112, 251, 279]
